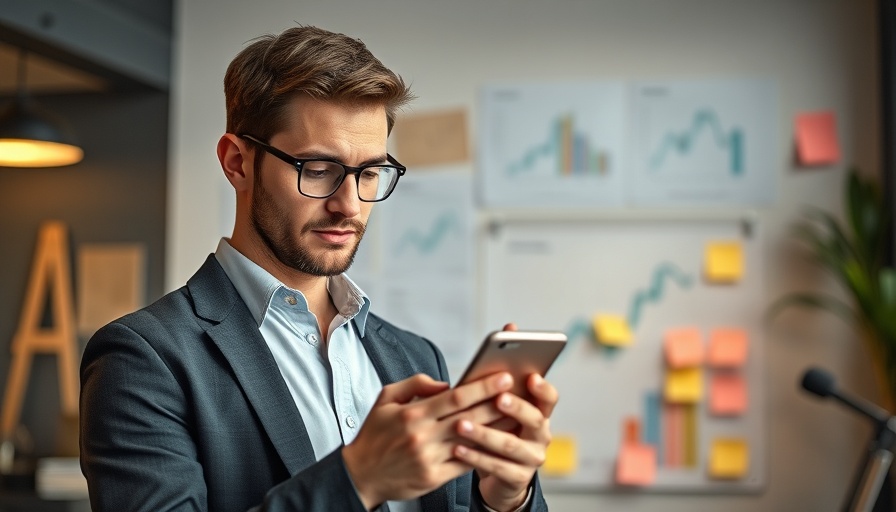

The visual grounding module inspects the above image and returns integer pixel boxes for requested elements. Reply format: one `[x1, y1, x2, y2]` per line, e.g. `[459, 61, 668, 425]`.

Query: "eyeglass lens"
[299, 161, 398, 201]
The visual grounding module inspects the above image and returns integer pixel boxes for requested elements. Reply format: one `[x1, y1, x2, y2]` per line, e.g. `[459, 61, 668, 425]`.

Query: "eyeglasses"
[239, 134, 406, 202]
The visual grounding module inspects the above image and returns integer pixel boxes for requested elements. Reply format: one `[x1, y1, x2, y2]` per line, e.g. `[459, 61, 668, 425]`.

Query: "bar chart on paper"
[630, 80, 777, 206]
[479, 82, 627, 207]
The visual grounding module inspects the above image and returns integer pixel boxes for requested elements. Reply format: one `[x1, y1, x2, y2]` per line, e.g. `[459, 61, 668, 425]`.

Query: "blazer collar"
[187, 255, 316, 475]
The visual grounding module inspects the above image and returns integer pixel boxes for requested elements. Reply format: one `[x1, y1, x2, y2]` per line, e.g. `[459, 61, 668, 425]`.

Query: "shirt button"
[284, 295, 297, 305]
[345, 416, 356, 428]
[306, 333, 318, 345]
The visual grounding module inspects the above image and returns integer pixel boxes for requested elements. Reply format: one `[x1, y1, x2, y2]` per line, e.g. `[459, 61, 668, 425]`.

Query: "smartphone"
[455, 330, 567, 401]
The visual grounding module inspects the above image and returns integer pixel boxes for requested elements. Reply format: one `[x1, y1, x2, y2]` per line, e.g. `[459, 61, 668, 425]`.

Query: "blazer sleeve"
[81, 321, 373, 512]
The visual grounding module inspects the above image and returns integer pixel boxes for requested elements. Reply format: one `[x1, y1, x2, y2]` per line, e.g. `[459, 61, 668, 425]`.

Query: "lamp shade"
[0, 99, 84, 167]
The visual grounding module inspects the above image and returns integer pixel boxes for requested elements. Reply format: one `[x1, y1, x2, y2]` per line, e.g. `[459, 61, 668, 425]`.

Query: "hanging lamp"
[0, 49, 83, 167]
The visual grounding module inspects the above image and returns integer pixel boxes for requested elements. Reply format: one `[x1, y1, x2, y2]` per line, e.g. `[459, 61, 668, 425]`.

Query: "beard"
[250, 174, 366, 277]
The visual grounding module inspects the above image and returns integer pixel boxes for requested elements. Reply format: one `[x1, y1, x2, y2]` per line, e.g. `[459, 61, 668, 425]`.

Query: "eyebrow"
[295, 151, 390, 168]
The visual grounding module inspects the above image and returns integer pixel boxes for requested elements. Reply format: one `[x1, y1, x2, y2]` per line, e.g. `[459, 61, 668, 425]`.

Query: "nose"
[325, 173, 361, 218]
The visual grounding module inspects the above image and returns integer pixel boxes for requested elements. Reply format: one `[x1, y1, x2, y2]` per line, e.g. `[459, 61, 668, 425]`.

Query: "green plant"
[768, 168, 896, 410]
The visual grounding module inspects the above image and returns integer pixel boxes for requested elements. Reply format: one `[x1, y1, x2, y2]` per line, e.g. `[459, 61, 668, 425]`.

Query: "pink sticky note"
[708, 329, 748, 368]
[664, 327, 704, 368]
[795, 111, 840, 166]
[616, 444, 657, 486]
[710, 373, 748, 416]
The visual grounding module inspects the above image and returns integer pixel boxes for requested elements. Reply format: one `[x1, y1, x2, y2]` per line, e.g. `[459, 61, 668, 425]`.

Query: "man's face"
[249, 96, 387, 277]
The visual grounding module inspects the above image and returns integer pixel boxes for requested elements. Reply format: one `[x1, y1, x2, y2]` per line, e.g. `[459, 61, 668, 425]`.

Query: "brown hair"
[224, 25, 414, 141]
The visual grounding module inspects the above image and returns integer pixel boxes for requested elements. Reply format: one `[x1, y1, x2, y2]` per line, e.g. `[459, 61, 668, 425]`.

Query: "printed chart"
[479, 82, 627, 208]
[629, 80, 778, 205]
[482, 217, 764, 492]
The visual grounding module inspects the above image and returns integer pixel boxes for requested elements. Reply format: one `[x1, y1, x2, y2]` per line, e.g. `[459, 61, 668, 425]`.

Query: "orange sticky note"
[664, 368, 703, 404]
[664, 327, 704, 368]
[795, 111, 840, 166]
[708, 328, 749, 368]
[710, 373, 748, 416]
[616, 443, 657, 486]
[593, 314, 633, 347]
[542, 435, 577, 477]
[709, 438, 749, 479]
[705, 241, 744, 283]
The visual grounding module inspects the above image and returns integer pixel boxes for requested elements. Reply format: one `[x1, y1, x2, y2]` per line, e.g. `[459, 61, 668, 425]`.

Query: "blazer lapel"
[187, 255, 316, 476]
[361, 316, 452, 512]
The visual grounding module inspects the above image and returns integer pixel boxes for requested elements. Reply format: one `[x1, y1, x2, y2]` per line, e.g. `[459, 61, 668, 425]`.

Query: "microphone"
[801, 367, 891, 425]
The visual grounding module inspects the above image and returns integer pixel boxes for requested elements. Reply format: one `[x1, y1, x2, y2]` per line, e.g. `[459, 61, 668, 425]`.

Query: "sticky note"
[664, 327, 704, 368]
[623, 417, 641, 444]
[709, 438, 749, 479]
[542, 435, 577, 476]
[665, 368, 703, 403]
[616, 443, 657, 486]
[593, 314, 633, 347]
[705, 241, 744, 283]
[708, 328, 749, 368]
[710, 373, 748, 416]
[795, 111, 840, 166]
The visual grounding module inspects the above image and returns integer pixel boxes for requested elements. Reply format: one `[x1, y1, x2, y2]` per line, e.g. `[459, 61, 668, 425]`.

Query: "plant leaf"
[765, 292, 857, 327]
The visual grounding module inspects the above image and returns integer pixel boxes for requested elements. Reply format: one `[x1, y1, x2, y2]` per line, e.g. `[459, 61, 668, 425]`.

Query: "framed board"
[482, 215, 764, 492]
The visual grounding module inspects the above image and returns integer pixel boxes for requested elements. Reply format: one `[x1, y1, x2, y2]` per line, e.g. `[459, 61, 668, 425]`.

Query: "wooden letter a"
[1, 221, 79, 440]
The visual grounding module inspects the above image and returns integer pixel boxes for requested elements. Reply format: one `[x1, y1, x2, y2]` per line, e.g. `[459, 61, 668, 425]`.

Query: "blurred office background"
[0, 0, 887, 510]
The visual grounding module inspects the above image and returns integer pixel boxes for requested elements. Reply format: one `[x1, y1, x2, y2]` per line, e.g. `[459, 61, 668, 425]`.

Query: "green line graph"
[395, 211, 461, 255]
[627, 262, 694, 327]
[649, 108, 744, 175]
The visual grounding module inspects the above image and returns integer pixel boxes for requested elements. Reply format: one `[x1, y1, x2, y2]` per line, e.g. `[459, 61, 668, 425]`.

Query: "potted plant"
[769, 168, 896, 411]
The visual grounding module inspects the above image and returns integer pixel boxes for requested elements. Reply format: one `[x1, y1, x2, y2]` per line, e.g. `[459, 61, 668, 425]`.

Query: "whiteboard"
[482, 216, 764, 492]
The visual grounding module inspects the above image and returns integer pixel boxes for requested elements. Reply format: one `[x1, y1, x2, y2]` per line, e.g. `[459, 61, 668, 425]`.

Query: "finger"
[502, 323, 518, 332]
[527, 374, 559, 418]
[493, 393, 550, 443]
[453, 442, 537, 487]
[378, 374, 449, 405]
[445, 401, 504, 426]
[423, 372, 513, 419]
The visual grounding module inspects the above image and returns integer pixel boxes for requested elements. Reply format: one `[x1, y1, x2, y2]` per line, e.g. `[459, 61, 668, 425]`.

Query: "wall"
[0, 91, 169, 456]
[169, 0, 881, 509]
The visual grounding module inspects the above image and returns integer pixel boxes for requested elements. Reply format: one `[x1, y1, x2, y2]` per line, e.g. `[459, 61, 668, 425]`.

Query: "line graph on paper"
[629, 80, 777, 206]
[483, 218, 765, 492]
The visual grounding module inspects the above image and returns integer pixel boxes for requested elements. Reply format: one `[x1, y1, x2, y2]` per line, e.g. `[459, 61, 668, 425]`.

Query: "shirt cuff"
[481, 486, 533, 512]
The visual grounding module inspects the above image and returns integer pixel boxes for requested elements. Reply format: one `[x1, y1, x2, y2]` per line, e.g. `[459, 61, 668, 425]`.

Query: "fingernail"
[460, 420, 473, 433]
[500, 394, 512, 409]
[533, 374, 544, 387]
[456, 445, 468, 456]
[498, 373, 512, 389]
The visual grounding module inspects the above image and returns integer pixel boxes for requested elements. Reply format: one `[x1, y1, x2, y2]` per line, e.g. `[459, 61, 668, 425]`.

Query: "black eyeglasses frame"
[239, 134, 406, 202]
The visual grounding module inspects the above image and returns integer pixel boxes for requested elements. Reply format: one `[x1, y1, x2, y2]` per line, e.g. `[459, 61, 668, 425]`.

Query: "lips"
[312, 229, 356, 244]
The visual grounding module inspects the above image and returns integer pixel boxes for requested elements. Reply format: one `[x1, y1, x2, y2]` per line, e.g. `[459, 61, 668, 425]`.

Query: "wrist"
[481, 485, 530, 512]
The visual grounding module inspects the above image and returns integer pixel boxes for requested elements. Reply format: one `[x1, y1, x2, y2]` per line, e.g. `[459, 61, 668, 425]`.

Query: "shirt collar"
[213, 238, 371, 336]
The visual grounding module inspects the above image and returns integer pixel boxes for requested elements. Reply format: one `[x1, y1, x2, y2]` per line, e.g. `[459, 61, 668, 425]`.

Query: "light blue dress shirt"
[214, 239, 420, 512]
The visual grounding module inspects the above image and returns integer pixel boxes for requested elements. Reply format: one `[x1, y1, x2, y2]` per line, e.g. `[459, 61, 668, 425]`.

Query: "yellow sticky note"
[709, 438, 749, 479]
[542, 435, 577, 477]
[616, 443, 657, 486]
[663, 327, 704, 369]
[665, 368, 703, 403]
[705, 241, 744, 283]
[708, 328, 749, 368]
[593, 314, 633, 347]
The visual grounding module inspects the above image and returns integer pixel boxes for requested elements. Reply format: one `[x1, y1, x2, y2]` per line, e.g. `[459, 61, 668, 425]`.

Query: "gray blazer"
[80, 255, 546, 511]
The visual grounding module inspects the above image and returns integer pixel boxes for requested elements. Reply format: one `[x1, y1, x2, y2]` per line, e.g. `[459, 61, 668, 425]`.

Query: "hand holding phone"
[455, 330, 566, 401]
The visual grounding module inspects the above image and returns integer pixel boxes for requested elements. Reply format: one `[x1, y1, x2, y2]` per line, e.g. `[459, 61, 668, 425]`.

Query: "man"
[80, 25, 558, 512]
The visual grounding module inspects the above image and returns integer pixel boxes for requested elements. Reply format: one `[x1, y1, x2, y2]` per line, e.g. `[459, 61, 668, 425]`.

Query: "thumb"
[502, 323, 518, 332]
[377, 373, 449, 405]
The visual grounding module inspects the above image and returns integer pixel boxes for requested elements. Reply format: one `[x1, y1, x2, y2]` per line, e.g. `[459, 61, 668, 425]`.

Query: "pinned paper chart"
[485, 217, 764, 492]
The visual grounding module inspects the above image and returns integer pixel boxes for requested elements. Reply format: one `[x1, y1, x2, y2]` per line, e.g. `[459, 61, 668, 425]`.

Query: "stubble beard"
[250, 176, 366, 277]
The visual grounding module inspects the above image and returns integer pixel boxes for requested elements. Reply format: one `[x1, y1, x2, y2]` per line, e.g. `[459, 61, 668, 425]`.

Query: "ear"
[217, 133, 253, 192]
